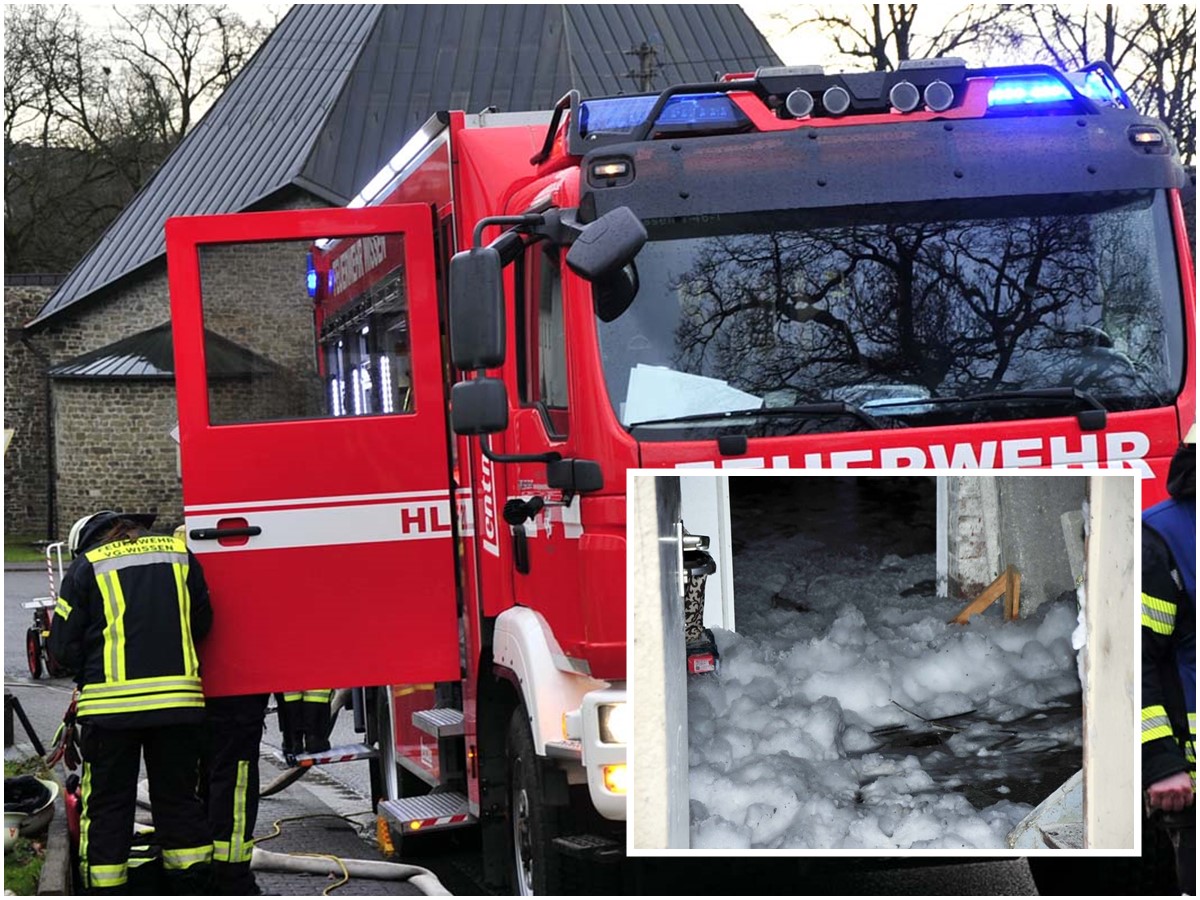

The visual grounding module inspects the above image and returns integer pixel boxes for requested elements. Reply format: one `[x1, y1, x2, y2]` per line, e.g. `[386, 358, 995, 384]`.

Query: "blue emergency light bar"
[987, 75, 1072, 107]
[578, 92, 747, 138]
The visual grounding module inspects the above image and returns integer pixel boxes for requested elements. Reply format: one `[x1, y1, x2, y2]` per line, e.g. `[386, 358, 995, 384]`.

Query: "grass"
[4, 757, 54, 895]
[4, 533, 51, 564]
[4, 836, 44, 895]
[4, 758, 49, 778]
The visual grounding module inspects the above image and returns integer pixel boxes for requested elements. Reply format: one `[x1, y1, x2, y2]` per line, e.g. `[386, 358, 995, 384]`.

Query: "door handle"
[189, 526, 262, 541]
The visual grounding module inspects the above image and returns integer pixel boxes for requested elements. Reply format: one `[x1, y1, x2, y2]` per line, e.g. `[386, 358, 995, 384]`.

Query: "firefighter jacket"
[1141, 451, 1196, 786]
[48, 534, 213, 729]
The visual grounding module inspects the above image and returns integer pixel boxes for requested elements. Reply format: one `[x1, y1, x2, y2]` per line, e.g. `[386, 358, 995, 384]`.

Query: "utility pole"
[625, 41, 659, 92]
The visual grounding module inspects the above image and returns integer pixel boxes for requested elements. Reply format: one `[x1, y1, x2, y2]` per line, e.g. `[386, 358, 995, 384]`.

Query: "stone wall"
[53, 381, 185, 529]
[4, 285, 55, 537]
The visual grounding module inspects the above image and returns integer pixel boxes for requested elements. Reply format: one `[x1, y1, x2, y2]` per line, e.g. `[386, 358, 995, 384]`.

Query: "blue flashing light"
[579, 92, 745, 137]
[987, 76, 1072, 108]
[306, 253, 318, 298]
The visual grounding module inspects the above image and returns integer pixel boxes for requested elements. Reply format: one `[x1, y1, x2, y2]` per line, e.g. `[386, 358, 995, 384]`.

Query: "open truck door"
[167, 205, 459, 696]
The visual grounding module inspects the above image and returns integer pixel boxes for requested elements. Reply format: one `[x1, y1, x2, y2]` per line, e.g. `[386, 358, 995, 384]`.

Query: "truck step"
[552, 833, 624, 861]
[412, 707, 465, 737]
[273, 742, 377, 768]
[380, 792, 475, 834]
[544, 739, 582, 760]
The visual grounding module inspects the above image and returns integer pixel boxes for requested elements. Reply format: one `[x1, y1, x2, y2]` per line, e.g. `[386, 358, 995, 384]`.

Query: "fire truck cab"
[167, 58, 1193, 893]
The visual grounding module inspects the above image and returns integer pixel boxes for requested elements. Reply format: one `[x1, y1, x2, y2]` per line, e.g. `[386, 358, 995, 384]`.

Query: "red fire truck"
[166, 59, 1193, 893]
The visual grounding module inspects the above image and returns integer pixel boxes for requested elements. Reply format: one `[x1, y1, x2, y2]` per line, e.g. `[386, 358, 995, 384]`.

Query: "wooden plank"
[949, 567, 1008, 625]
[1004, 568, 1021, 621]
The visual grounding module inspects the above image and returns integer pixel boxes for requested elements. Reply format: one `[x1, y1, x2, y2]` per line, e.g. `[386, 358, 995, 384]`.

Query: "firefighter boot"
[276, 693, 304, 758]
[301, 691, 332, 754]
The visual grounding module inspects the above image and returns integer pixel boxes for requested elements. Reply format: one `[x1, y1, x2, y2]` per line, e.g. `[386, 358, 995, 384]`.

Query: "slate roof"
[48, 322, 277, 380]
[29, 4, 779, 328]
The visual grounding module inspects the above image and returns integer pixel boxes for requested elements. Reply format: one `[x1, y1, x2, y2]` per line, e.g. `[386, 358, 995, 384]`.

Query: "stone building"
[6, 4, 780, 539]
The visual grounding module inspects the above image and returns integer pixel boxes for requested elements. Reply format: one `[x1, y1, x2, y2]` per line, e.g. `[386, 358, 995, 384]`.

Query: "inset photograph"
[630, 472, 1137, 854]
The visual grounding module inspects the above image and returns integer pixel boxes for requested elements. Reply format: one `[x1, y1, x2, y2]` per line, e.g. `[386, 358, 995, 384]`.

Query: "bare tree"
[109, 5, 265, 145]
[775, 4, 1020, 71]
[667, 203, 1165, 411]
[1019, 4, 1195, 165]
[4, 4, 269, 273]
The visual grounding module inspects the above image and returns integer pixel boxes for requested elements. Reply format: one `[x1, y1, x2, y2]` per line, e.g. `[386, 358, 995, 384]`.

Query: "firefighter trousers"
[78, 721, 212, 894]
[203, 694, 269, 896]
[277, 689, 333, 755]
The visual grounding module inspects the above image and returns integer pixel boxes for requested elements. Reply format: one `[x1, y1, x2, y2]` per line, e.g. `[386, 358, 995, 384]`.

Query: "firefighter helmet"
[68, 511, 157, 556]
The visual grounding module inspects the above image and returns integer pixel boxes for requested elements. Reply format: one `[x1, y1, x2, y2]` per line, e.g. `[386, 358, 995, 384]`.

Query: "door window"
[518, 244, 569, 437]
[197, 233, 414, 425]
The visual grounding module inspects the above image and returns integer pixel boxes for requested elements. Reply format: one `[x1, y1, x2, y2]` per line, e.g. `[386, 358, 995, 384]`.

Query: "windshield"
[595, 192, 1184, 439]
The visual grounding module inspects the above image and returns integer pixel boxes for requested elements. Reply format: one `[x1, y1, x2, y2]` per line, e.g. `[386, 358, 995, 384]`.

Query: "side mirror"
[449, 247, 505, 369]
[594, 263, 639, 323]
[451, 378, 508, 435]
[546, 458, 604, 494]
[565, 207, 647, 282]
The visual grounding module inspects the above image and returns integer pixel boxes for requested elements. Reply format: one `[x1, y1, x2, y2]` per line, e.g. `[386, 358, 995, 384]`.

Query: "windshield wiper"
[864, 387, 1108, 430]
[627, 401, 885, 431]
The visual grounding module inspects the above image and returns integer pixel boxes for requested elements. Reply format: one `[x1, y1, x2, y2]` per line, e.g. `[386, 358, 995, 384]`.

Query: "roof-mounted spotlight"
[822, 85, 851, 116]
[785, 88, 814, 118]
[924, 80, 955, 112]
[889, 81, 920, 113]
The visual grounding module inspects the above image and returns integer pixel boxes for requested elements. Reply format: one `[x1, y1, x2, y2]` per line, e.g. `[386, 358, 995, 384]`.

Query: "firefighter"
[48, 511, 213, 894]
[166, 520, 271, 896]
[203, 692, 269, 895]
[1142, 429, 1196, 895]
[278, 689, 334, 756]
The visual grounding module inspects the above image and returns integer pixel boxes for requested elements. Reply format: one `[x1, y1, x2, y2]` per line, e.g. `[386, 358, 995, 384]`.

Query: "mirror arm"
[531, 208, 584, 247]
[473, 214, 545, 250]
[479, 433, 562, 465]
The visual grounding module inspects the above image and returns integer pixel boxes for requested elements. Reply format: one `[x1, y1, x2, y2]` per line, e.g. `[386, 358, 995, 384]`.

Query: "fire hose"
[250, 847, 449, 895]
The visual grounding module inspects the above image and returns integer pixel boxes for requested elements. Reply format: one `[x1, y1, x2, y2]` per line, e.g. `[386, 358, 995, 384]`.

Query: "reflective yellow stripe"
[302, 690, 333, 703]
[54, 597, 73, 619]
[1141, 593, 1176, 635]
[1142, 705, 1174, 743]
[173, 560, 199, 676]
[230, 759, 253, 863]
[89, 863, 128, 887]
[80, 761, 93, 887]
[213, 838, 254, 863]
[96, 570, 129, 682]
[80, 676, 203, 700]
[162, 844, 213, 870]
[283, 693, 302, 702]
[76, 693, 206, 717]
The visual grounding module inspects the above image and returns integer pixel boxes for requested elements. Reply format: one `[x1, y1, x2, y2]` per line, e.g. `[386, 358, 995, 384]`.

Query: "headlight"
[597, 702, 629, 744]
